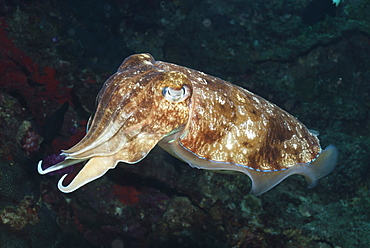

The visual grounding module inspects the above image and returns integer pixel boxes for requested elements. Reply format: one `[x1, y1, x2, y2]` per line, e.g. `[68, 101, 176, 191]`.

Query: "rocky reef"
[0, 0, 369, 247]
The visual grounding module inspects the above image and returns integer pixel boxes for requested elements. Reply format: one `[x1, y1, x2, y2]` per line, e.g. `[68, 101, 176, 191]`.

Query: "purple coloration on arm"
[41, 154, 74, 176]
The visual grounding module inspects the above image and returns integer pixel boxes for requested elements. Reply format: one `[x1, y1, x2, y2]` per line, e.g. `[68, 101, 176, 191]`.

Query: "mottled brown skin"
[38, 53, 337, 195]
[156, 62, 321, 171]
[66, 55, 191, 162]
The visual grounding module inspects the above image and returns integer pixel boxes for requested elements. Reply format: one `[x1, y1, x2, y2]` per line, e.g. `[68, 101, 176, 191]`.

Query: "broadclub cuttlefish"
[38, 53, 338, 195]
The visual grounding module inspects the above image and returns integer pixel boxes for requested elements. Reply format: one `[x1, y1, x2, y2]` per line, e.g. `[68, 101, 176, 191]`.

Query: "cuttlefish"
[38, 53, 338, 195]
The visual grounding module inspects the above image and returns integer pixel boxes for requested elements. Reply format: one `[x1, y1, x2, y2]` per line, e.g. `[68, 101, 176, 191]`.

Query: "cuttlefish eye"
[162, 85, 190, 103]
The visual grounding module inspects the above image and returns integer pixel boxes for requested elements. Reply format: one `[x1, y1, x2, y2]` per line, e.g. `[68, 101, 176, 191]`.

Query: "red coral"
[0, 19, 72, 125]
[113, 185, 141, 206]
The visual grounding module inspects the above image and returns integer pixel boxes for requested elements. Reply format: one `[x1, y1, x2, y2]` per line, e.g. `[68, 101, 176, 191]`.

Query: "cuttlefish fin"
[57, 156, 117, 193]
[247, 145, 338, 195]
[162, 134, 337, 196]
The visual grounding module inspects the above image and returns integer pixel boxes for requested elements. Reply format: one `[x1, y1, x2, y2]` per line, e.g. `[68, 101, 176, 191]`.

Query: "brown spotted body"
[38, 53, 338, 195]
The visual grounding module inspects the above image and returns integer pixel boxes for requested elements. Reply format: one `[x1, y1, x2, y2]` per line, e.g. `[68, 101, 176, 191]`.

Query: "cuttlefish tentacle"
[38, 53, 338, 195]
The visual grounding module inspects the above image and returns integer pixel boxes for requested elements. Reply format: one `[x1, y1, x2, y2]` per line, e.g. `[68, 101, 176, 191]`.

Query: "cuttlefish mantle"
[38, 53, 338, 195]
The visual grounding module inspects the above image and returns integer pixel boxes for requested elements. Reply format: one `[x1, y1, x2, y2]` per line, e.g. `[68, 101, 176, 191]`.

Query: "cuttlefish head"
[38, 54, 191, 193]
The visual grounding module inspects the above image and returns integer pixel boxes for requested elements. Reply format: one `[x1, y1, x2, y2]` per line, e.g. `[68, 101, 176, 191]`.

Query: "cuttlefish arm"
[57, 156, 116, 193]
[38, 132, 164, 192]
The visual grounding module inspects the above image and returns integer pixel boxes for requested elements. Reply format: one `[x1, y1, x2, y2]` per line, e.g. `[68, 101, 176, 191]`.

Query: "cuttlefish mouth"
[38, 55, 191, 193]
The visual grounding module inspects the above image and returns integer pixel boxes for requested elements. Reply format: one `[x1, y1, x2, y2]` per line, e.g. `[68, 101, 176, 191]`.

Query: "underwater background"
[0, 0, 369, 247]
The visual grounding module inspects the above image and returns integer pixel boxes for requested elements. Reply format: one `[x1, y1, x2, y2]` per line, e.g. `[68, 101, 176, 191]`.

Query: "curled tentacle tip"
[37, 160, 47, 174]
[57, 174, 71, 193]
